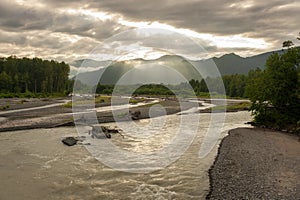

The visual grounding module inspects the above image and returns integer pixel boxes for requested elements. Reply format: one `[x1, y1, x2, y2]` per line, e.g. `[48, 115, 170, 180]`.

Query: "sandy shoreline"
[207, 128, 300, 199]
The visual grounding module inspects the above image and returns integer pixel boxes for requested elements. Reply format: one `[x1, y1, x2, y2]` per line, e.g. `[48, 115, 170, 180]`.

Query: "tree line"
[95, 83, 176, 96]
[93, 74, 250, 98]
[0, 56, 70, 96]
[189, 74, 248, 98]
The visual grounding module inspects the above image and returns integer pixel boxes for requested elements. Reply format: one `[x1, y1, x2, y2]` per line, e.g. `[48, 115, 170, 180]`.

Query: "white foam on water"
[131, 183, 178, 200]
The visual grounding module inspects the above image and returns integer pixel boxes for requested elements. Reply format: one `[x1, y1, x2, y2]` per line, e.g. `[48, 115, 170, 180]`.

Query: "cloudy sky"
[0, 0, 299, 63]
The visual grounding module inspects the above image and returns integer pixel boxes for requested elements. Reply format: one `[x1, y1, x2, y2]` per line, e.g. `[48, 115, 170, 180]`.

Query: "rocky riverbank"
[207, 128, 300, 199]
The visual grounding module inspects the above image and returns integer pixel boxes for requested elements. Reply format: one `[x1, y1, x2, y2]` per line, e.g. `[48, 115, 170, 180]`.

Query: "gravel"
[207, 128, 300, 200]
[0, 98, 197, 132]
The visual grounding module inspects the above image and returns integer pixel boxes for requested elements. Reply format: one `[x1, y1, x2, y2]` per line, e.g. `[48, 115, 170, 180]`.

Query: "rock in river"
[62, 137, 78, 146]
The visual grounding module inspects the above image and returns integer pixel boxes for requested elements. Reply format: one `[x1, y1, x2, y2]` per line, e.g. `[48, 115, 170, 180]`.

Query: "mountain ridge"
[73, 48, 288, 85]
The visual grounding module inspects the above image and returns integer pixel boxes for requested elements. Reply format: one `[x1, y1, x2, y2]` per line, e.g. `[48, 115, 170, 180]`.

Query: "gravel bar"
[207, 128, 300, 200]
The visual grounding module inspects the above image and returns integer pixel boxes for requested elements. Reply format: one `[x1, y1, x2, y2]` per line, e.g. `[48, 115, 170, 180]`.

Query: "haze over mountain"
[73, 48, 286, 85]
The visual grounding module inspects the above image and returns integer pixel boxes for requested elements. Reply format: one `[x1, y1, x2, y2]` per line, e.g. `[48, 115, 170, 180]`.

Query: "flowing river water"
[0, 103, 252, 199]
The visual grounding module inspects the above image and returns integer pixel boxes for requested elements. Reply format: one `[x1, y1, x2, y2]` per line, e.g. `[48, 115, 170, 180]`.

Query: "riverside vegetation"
[246, 43, 300, 134]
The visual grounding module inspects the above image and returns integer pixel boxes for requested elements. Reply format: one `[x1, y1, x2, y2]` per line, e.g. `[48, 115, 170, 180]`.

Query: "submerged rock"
[105, 133, 111, 139]
[89, 125, 121, 139]
[105, 126, 119, 133]
[62, 137, 78, 146]
[130, 111, 141, 120]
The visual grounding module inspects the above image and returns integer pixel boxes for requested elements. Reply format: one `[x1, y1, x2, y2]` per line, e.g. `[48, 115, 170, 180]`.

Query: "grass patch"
[62, 101, 73, 108]
[62, 100, 93, 108]
[95, 96, 111, 104]
[196, 92, 228, 99]
[0, 104, 10, 110]
[63, 96, 112, 108]
[0, 92, 67, 98]
[212, 102, 251, 112]
[129, 97, 145, 104]
[17, 99, 28, 104]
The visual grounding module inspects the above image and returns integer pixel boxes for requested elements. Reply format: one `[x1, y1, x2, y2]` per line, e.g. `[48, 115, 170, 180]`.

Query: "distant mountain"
[74, 55, 203, 85]
[212, 50, 284, 75]
[74, 61, 134, 85]
[72, 49, 286, 85]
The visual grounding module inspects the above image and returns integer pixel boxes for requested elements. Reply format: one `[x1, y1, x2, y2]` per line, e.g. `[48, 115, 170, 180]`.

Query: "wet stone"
[62, 137, 78, 146]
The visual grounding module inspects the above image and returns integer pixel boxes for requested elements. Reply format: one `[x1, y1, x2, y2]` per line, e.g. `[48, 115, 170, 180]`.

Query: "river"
[0, 110, 252, 199]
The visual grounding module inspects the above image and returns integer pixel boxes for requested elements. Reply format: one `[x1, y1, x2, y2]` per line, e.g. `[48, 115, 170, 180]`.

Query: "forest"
[0, 56, 71, 97]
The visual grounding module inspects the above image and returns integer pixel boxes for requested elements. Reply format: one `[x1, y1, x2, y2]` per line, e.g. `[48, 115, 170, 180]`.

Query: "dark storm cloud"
[0, 0, 129, 61]
[87, 0, 298, 34]
[0, 0, 299, 61]
[51, 14, 124, 39]
[0, 0, 125, 38]
[0, 0, 52, 31]
[89, 0, 299, 43]
[0, 30, 27, 45]
[40, 0, 300, 52]
[76, 0, 298, 51]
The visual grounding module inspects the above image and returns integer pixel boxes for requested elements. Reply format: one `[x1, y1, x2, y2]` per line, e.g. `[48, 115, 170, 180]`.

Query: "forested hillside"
[72, 49, 287, 86]
[0, 56, 70, 96]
